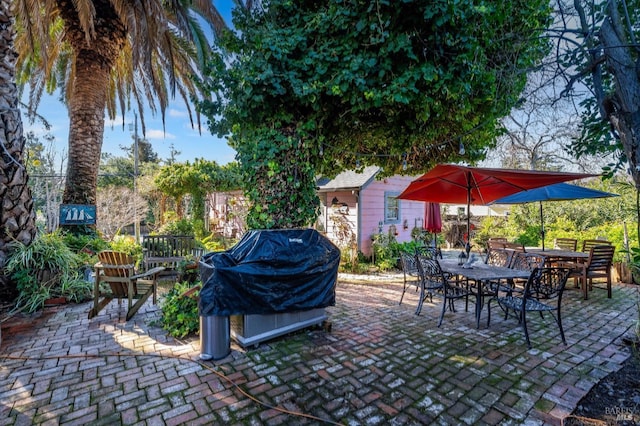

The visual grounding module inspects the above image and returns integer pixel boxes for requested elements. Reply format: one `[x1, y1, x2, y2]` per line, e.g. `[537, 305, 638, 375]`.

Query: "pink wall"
[359, 176, 425, 256]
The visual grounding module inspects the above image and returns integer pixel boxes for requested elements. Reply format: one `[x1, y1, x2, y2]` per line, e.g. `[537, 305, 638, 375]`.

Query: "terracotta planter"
[44, 297, 67, 307]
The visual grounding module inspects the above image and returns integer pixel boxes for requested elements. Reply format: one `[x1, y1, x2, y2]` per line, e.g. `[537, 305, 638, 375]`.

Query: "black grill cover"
[199, 229, 340, 316]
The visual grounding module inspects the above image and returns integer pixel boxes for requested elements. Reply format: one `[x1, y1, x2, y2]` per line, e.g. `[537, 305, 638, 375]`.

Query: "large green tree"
[198, 0, 552, 229]
[545, 0, 640, 241]
[13, 0, 240, 207]
[552, 0, 640, 183]
[0, 0, 37, 293]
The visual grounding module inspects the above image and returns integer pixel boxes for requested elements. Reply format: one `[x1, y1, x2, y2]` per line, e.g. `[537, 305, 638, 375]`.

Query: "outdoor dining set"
[398, 237, 616, 348]
[396, 163, 618, 349]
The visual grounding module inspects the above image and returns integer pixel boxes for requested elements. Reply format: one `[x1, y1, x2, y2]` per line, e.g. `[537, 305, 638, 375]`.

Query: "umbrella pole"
[466, 174, 472, 256]
[540, 201, 545, 251]
[466, 206, 471, 255]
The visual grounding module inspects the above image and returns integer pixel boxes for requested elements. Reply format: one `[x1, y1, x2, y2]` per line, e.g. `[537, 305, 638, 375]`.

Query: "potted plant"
[616, 246, 640, 285]
[4, 232, 93, 313]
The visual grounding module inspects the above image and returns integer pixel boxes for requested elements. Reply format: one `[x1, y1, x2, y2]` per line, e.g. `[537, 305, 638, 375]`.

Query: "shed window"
[384, 192, 400, 224]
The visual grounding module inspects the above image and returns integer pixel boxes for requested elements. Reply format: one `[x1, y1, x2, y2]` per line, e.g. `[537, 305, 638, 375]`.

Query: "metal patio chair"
[491, 267, 570, 348]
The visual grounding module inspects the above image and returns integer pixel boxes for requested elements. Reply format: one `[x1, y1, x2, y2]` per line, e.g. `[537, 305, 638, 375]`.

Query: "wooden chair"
[488, 237, 508, 243]
[581, 239, 612, 253]
[89, 251, 165, 320]
[486, 240, 507, 251]
[554, 238, 578, 251]
[560, 245, 615, 299]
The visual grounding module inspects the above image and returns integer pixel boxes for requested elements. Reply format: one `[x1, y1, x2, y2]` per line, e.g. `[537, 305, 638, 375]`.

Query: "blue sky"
[22, 0, 237, 166]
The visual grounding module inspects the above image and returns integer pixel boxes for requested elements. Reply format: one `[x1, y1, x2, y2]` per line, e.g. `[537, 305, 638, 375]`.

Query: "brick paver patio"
[0, 274, 637, 425]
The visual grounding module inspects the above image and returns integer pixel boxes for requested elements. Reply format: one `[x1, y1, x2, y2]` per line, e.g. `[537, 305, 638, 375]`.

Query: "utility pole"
[129, 111, 140, 243]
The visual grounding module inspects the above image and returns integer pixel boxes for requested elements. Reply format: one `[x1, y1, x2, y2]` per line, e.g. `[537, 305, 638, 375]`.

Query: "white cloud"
[168, 108, 187, 118]
[146, 129, 176, 139]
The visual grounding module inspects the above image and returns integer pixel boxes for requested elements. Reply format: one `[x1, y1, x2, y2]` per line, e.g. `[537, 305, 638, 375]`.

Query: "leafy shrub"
[339, 250, 369, 273]
[61, 232, 109, 264]
[396, 240, 430, 255]
[5, 232, 92, 312]
[201, 233, 235, 252]
[109, 235, 143, 265]
[160, 281, 200, 338]
[158, 218, 195, 236]
[372, 233, 401, 271]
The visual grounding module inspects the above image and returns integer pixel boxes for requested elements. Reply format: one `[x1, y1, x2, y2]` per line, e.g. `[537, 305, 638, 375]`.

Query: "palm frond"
[71, 0, 96, 42]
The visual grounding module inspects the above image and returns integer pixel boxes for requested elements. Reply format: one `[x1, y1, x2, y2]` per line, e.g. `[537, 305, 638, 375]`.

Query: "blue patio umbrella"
[491, 183, 618, 250]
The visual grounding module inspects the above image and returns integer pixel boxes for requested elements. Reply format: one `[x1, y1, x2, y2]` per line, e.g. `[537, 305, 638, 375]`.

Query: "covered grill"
[198, 229, 339, 357]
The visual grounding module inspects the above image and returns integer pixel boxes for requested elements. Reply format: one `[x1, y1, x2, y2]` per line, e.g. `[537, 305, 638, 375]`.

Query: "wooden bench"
[142, 235, 199, 281]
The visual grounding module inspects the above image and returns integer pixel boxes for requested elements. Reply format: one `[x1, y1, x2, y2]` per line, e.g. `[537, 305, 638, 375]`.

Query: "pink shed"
[317, 167, 425, 257]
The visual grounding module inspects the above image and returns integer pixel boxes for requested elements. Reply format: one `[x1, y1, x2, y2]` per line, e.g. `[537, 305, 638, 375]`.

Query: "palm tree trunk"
[57, 0, 126, 206]
[62, 51, 111, 205]
[0, 0, 37, 292]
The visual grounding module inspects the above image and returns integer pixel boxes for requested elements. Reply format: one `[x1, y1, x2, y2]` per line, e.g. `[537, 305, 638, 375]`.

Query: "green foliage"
[235, 127, 320, 229]
[61, 232, 109, 265]
[158, 218, 195, 237]
[155, 160, 242, 232]
[396, 239, 430, 255]
[198, 0, 551, 229]
[4, 232, 91, 312]
[160, 281, 201, 338]
[339, 250, 369, 274]
[108, 235, 143, 265]
[474, 216, 508, 251]
[201, 233, 234, 252]
[372, 233, 401, 271]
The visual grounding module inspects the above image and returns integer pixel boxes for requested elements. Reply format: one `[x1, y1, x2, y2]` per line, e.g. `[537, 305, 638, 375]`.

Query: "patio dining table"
[526, 248, 589, 265]
[438, 259, 531, 328]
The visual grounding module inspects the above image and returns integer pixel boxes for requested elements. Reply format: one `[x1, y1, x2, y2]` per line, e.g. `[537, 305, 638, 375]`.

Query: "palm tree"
[0, 0, 37, 292]
[14, 0, 246, 206]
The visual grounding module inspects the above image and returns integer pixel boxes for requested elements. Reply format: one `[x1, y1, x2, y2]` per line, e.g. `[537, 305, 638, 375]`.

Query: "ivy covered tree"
[197, 0, 552, 229]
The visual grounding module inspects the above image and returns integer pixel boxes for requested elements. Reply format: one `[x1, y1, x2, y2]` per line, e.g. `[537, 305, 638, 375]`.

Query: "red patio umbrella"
[424, 202, 442, 234]
[398, 164, 597, 253]
[424, 202, 442, 249]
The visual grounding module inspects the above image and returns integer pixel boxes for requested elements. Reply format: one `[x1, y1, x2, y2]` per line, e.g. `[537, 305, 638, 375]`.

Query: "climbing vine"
[197, 0, 551, 229]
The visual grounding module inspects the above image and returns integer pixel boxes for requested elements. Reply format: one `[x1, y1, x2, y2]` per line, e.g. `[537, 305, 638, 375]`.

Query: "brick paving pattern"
[0, 275, 637, 425]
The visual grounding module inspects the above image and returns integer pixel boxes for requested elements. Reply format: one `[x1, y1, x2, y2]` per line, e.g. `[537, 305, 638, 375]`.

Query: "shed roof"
[316, 166, 381, 192]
